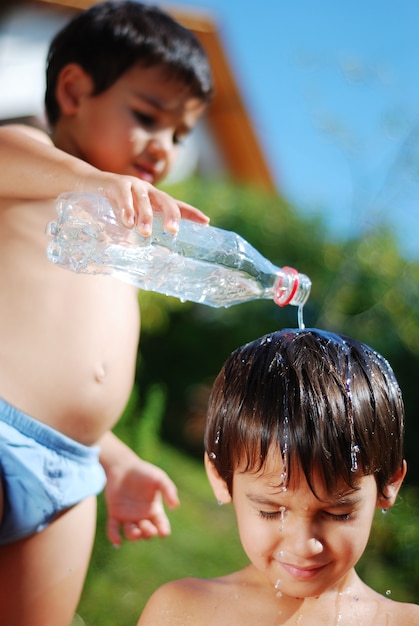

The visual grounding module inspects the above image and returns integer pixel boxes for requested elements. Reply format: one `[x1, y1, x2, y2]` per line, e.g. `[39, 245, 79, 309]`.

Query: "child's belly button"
[94, 365, 107, 383]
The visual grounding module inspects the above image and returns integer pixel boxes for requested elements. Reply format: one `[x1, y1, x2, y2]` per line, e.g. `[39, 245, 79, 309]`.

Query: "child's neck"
[235, 565, 385, 625]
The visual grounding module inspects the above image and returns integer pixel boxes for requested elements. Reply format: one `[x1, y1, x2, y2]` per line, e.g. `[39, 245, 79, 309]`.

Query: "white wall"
[0, 5, 71, 120]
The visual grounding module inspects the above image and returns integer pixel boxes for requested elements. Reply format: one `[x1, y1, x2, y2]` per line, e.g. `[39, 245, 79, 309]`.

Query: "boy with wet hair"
[138, 329, 419, 625]
[0, 2, 213, 625]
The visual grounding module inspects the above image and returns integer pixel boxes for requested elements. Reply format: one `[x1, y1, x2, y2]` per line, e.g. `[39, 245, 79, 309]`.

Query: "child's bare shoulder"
[361, 583, 419, 625]
[390, 599, 419, 624]
[2, 123, 51, 145]
[144, 575, 229, 606]
[138, 574, 237, 625]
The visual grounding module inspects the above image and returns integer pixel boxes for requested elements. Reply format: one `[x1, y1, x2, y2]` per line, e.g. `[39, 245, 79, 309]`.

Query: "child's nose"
[146, 132, 174, 160]
[283, 519, 324, 558]
[294, 536, 323, 558]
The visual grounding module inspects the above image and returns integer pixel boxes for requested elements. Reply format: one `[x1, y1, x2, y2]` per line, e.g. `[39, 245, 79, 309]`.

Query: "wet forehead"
[236, 447, 369, 504]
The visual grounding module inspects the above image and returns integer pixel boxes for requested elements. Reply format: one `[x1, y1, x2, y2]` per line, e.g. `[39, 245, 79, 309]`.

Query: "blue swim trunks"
[0, 398, 107, 545]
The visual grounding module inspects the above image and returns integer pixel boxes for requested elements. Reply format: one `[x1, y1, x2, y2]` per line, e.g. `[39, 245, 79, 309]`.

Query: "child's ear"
[204, 452, 232, 504]
[377, 459, 407, 510]
[55, 63, 94, 116]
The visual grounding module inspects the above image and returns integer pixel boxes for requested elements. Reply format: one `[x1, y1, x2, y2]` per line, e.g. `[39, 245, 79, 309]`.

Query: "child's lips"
[279, 561, 328, 581]
[132, 162, 158, 183]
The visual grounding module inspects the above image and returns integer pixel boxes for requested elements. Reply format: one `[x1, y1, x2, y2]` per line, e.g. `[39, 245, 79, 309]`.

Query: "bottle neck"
[273, 267, 311, 307]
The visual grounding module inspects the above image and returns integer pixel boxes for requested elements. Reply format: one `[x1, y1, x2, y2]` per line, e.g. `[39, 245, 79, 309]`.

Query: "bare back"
[0, 195, 139, 444]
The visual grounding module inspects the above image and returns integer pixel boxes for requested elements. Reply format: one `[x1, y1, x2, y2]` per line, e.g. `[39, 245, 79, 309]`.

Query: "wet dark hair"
[205, 328, 405, 500]
[45, 0, 214, 126]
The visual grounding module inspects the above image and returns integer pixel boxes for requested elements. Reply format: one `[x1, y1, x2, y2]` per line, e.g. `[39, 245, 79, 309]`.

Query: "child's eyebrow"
[328, 487, 363, 507]
[132, 91, 165, 110]
[132, 90, 188, 115]
[246, 493, 362, 508]
[246, 494, 284, 507]
[326, 496, 362, 508]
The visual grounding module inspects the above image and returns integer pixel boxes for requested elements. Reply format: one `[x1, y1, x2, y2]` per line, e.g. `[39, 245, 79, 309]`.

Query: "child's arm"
[0, 124, 209, 235]
[98, 431, 179, 545]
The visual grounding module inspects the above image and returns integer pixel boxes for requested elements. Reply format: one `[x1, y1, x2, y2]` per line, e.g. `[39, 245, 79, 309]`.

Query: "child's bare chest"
[201, 587, 395, 626]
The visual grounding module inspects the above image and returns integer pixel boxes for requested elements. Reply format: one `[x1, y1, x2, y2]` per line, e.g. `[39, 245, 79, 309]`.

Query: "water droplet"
[281, 416, 289, 485]
[350, 443, 360, 473]
[386, 589, 392, 596]
[209, 452, 216, 460]
[274, 578, 282, 598]
[278, 506, 286, 532]
[297, 304, 305, 330]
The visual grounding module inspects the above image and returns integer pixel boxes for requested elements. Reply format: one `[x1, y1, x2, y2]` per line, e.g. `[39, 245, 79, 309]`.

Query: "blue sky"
[163, 0, 419, 258]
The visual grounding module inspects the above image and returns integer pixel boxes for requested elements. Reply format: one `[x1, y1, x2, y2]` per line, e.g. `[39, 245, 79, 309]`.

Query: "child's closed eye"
[133, 111, 155, 127]
[258, 509, 352, 522]
[258, 510, 283, 520]
[324, 511, 352, 522]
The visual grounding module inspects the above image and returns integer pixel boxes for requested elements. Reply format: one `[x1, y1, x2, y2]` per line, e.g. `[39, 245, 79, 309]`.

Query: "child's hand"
[103, 452, 179, 546]
[83, 172, 209, 237]
[0, 126, 208, 236]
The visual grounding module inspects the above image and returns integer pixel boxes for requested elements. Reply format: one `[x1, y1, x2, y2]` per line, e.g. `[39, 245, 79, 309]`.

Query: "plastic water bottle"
[46, 192, 311, 309]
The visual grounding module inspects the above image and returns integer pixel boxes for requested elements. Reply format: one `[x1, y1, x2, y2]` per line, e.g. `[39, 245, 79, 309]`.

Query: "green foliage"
[357, 487, 419, 602]
[137, 177, 419, 480]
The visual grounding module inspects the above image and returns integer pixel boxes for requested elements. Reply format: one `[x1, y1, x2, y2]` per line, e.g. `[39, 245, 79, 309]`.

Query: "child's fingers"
[176, 200, 210, 224]
[131, 186, 154, 236]
[102, 177, 209, 235]
[145, 512, 171, 538]
[146, 187, 181, 234]
[106, 516, 122, 547]
[154, 472, 180, 512]
[123, 519, 160, 541]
